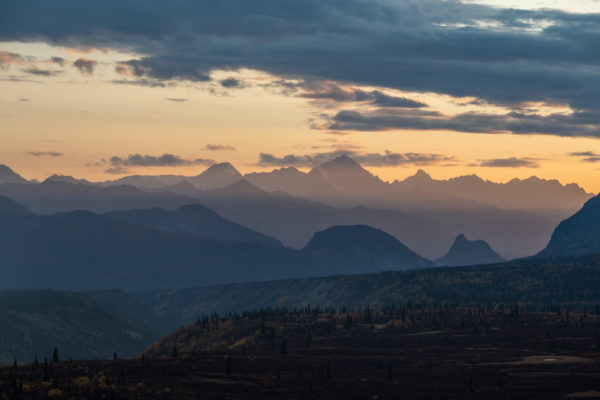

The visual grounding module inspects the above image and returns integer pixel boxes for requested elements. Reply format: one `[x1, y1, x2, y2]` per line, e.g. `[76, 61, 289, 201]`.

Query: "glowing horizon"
[1, 1, 599, 192]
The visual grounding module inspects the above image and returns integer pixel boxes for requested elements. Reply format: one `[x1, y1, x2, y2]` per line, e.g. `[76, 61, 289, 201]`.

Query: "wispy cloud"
[165, 98, 188, 103]
[300, 82, 427, 109]
[220, 78, 245, 88]
[0, 51, 24, 68]
[569, 151, 600, 163]
[477, 157, 541, 168]
[205, 144, 236, 151]
[22, 67, 61, 77]
[50, 56, 65, 66]
[105, 153, 215, 174]
[27, 151, 63, 157]
[73, 58, 97, 75]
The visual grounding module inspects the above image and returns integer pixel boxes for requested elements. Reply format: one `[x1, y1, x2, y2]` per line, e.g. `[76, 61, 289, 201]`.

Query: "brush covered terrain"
[3, 306, 600, 399]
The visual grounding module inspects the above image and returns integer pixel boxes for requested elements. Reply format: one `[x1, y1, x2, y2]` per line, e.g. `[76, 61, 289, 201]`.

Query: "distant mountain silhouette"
[537, 195, 600, 257]
[304, 225, 432, 272]
[0, 195, 32, 216]
[103, 162, 242, 190]
[0, 164, 28, 184]
[245, 167, 335, 197]
[192, 180, 451, 259]
[0, 209, 434, 291]
[308, 155, 385, 196]
[1, 156, 589, 259]
[43, 174, 92, 185]
[187, 162, 241, 190]
[394, 169, 591, 213]
[106, 204, 282, 247]
[0, 180, 196, 214]
[435, 234, 506, 266]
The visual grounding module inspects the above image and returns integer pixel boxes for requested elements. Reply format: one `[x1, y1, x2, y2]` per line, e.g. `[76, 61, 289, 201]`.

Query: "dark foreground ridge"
[3, 307, 600, 399]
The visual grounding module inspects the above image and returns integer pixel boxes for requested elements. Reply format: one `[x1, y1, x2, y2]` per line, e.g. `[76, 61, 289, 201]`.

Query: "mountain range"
[0, 156, 593, 259]
[0, 196, 435, 291]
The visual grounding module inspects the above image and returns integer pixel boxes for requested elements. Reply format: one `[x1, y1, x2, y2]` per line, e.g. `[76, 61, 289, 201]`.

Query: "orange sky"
[1, 41, 599, 193]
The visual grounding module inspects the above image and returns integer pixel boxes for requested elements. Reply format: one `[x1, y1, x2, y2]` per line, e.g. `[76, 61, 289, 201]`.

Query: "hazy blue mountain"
[244, 166, 335, 197]
[537, 195, 600, 257]
[106, 204, 282, 247]
[240, 156, 579, 258]
[0, 195, 32, 216]
[103, 162, 242, 190]
[0, 290, 162, 364]
[187, 162, 242, 189]
[192, 180, 452, 259]
[0, 164, 28, 184]
[43, 174, 93, 185]
[304, 225, 433, 273]
[394, 169, 591, 213]
[0, 180, 196, 214]
[435, 234, 506, 266]
[0, 207, 432, 291]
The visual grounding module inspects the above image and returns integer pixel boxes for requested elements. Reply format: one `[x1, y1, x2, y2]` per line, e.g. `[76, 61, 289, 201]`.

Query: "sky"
[1, 0, 599, 192]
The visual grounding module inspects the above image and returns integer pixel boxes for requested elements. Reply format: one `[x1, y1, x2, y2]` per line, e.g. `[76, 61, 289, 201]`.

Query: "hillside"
[106, 204, 282, 247]
[180, 180, 452, 259]
[136, 254, 600, 330]
[0, 290, 161, 365]
[304, 225, 432, 272]
[0, 195, 32, 216]
[435, 234, 506, 266]
[537, 195, 600, 257]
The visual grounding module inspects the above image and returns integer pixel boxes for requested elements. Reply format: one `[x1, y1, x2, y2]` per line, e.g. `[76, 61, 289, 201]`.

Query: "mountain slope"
[537, 195, 600, 257]
[0, 208, 433, 291]
[394, 169, 591, 213]
[0, 290, 161, 364]
[136, 254, 600, 328]
[303, 225, 432, 273]
[435, 234, 505, 266]
[193, 180, 452, 259]
[106, 204, 282, 247]
[0, 181, 196, 214]
[0, 164, 28, 184]
[187, 162, 241, 190]
[0, 195, 32, 216]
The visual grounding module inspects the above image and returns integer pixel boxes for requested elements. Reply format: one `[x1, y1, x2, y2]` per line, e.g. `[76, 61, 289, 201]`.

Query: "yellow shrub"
[47, 388, 64, 398]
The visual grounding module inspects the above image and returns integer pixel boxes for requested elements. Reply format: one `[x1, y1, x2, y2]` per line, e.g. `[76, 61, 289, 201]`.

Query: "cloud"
[112, 78, 167, 88]
[569, 151, 600, 163]
[22, 67, 61, 76]
[205, 144, 236, 151]
[27, 151, 63, 157]
[257, 150, 455, 168]
[3, 1, 600, 136]
[477, 157, 540, 168]
[0, 51, 23, 68]
[165, 98, 188, 103]
[220, 78, 244, 88]
[300, 82, 426, 108]
[73, 58, 97, 74]
[50, 56, 65, 66]
[107, 154, 214, 171]
[322, 108, 600, 137]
